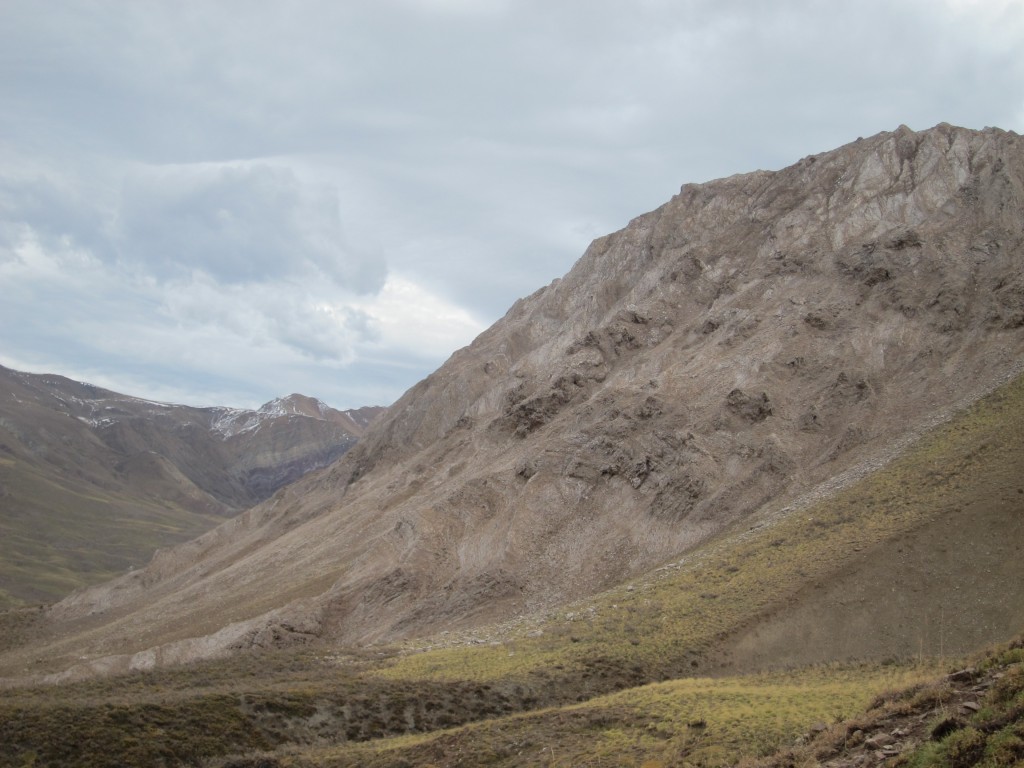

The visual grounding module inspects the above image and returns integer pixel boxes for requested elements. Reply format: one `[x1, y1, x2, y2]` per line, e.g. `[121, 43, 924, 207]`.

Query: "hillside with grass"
[1, 364, 1021, 767]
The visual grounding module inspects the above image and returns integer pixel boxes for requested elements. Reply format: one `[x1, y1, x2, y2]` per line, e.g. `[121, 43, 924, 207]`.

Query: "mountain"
[0, 365, 384, 605]
[4, 123, 1023, 685]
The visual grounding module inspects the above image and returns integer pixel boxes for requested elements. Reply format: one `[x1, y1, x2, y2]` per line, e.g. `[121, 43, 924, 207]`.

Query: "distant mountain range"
[0, 364, 383, 605]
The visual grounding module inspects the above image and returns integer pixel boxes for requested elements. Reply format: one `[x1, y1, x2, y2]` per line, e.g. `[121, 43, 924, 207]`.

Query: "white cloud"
[354, 274, 487, 361]
[0, 172, 482, 408]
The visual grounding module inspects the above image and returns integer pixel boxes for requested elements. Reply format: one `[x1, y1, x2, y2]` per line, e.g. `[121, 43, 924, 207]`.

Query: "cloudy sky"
[2, 1, 1022, 409]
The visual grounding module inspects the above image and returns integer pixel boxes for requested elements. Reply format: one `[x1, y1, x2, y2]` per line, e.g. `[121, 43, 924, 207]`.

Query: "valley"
[0, 365, 383, 606]
[1, 122, 1022, 767]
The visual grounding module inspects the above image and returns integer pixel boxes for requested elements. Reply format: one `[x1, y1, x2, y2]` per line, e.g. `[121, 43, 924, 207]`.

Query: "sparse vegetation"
[1, 371, 1021, 766]
[747, 637, 1024, 768]
[377, 372, 1024, 688]
[302, 663, 939, 768]
[0, 456, 224, 605]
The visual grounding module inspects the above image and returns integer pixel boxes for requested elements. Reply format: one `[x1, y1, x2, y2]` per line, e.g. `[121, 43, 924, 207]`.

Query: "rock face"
[19, 123, 1024, 678]
[0, 368, 383, 603]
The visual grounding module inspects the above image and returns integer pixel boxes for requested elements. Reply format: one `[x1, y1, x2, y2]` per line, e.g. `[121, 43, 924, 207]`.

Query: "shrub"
[942, 726, 986, 768]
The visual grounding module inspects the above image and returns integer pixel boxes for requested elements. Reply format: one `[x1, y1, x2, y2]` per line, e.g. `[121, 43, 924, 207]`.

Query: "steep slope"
[0, 367, 384, 605]
[13, 123, 1024, 678]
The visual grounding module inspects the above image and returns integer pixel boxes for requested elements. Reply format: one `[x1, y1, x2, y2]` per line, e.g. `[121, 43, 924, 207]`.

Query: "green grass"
[897, 651, 1024, 768]
[281, 663, 941, 767]
[744, 637, 1024, 768]
[0, 457, 224, 605]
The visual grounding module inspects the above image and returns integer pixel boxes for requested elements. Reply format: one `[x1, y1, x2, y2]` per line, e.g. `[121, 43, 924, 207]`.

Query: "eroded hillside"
[7, 122, 1023, 682]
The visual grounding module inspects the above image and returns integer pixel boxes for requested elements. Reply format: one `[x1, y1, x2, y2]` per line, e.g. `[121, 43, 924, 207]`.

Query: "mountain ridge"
[1, 365, 1020, 765]
[0, 364, 384, 605]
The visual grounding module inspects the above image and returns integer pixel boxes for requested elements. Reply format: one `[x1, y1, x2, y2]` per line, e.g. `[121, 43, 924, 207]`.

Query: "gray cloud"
[1, 0, 1022, 407]
[115, 163, 385, 292]
[0, 173, 107, 254]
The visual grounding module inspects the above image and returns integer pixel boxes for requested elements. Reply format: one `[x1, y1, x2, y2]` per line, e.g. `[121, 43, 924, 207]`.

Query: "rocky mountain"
[0, 366, 384, 605]
[6, 122, 1023, 682]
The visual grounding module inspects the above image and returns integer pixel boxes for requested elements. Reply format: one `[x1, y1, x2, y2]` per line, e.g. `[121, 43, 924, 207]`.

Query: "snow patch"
[209, 396, 333, 438]
[209, 408, 264, 439]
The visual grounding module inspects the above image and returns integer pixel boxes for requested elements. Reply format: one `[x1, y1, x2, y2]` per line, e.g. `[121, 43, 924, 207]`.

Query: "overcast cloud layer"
[2, 1, 1022, 409]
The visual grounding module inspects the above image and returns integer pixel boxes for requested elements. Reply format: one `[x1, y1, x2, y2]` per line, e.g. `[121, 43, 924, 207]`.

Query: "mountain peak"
[257, 393, 331, 420]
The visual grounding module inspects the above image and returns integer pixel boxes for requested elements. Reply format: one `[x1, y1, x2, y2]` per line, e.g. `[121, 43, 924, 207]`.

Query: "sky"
[2, 1, 1022, 410]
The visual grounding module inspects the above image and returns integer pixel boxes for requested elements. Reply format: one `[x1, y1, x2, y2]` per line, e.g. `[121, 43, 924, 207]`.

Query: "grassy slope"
[894, 648, 1024, 768]
[306, 663, 944, 768]
[0, 373, 1022, 767]
[375, 370, 1024, 685]
[746, 639, 1024, 768]
[0, 457, 225, 607]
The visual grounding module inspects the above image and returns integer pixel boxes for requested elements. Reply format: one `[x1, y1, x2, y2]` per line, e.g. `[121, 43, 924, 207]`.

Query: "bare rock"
[947, 667, 977, 682]
[865, 732, 895, 749]
[726, 389, 774, 423]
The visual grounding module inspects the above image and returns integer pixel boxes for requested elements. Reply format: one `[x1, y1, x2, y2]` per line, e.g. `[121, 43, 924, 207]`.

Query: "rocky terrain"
[750, 639, 1024, 768]
[0, 365, 383, 604]
[3, 122, 1023, 685]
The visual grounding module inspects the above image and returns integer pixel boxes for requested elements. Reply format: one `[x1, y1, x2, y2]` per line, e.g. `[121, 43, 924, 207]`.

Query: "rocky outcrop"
[15, 123, 1024, 678]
